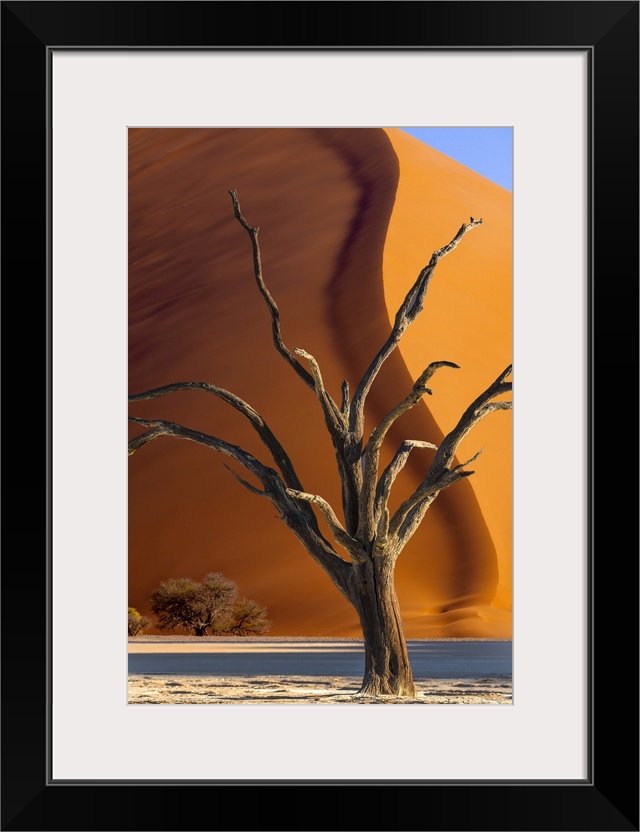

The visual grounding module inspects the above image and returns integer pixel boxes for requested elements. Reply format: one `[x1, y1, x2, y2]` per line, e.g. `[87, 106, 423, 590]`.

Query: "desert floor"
[128, 637, 512, 704]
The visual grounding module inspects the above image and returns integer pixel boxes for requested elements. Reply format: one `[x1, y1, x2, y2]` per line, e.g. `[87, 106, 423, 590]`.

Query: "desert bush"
[150, 572, 270, 637]
[128, 606, 150, 636]
[227, 597, 271, 636]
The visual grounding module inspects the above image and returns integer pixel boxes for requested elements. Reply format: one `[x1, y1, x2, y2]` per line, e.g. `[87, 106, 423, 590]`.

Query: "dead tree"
[129, 190, 512, 697]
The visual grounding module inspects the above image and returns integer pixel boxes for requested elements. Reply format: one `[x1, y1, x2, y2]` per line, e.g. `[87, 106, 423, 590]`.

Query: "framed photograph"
[3, 2, 637, 830]
[126, 122, 515, 709]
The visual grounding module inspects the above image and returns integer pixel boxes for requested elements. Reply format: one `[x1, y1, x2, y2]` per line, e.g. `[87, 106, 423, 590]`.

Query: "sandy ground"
[128, 637, 512, 704]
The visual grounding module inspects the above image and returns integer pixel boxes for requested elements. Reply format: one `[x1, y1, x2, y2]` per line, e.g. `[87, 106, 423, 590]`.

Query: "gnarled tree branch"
[389, 365, 512, 546]
[348, 218, 483, 441]
[229, 188, 318, 392]
[130, 381, 306, 492]
[224, 464, 268, 497]
[374, 439, 437, 522]
[294, 348, 345, 432]
[286, 488, 366, 563]
[358, 361, 458, 540]
[426, 364, 512, 476]
[229, 189, 360, 532]
[341, 380, 350, 417]
[395, 451, 483, 549]
[128, 416, 352, 593]
[292, 349, 362, 534]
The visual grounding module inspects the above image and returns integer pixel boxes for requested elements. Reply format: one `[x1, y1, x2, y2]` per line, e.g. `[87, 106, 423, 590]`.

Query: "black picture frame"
[2, 2, 638, 830]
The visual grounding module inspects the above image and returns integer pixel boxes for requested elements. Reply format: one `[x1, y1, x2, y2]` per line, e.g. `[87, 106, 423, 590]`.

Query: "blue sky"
[399, 128, 513, 191]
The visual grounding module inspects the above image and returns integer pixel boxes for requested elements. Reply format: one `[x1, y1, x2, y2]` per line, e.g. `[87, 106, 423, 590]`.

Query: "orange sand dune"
[128, 128, 512, 638]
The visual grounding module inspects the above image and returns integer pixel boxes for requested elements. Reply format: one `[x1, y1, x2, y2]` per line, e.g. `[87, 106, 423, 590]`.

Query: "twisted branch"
[129, 416, 351, 591]
[395, 450, 483, 548]
[374, 439, 437, 522]
[341, 380, 350, 417]
[294, 348, 345, 432]
[389, 365, 512, 547]
[129, 381, 305, 491]
[129, 416, 281, 481]
[224, 464, 268, 497]
[348, 218, 483, 441]
[427, 364, 512, 476]
[229, 189, 359, 530]
[229, 188, 318, 391]
[358, 361, 458, 539]
[286, 489, 366, 563]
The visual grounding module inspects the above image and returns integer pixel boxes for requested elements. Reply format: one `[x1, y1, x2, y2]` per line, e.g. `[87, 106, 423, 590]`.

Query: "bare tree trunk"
[348, 556, 416, 697]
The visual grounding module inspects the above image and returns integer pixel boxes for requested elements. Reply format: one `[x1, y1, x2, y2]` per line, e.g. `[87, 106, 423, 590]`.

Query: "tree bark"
[348, 555, 416, 697]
